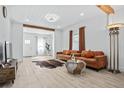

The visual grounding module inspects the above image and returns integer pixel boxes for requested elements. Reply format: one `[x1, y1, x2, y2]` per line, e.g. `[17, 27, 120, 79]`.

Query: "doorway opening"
[23, 26, 55, 58]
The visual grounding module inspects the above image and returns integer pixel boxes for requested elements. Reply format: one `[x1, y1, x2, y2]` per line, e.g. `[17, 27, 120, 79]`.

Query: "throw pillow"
[81, 50, 95, 58]
[63, 50, 71, 55]
[94, 51, 104, 56]
[81, 50, 87, 57]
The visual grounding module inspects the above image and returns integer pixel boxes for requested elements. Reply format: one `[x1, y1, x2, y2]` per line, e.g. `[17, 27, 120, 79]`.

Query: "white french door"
[37, 38, 46, 56]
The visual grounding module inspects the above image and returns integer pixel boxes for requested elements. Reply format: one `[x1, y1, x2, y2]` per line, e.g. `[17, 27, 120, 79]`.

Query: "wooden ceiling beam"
[23, 24, 55, 31]
[97, 5, 114, 14]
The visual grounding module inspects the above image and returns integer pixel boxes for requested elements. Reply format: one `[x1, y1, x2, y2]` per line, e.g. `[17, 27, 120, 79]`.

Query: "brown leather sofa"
[56, 50, 107, 71]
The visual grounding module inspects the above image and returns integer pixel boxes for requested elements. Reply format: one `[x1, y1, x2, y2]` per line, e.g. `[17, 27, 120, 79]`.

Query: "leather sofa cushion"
[77, 57, 96, 62]
[63, 50, 71, 55]
[57, 54, 71, 60]
[81, 50, 87, 57]
[94, 51, 104, 56]
[81, 50, 95, 58]
[63, 50, 79, 55]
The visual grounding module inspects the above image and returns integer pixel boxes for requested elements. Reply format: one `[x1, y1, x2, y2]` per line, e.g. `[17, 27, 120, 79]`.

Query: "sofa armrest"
[95, 55, 106, 61]
[56, 52, 63, 54]
[95, 55, 108, 67]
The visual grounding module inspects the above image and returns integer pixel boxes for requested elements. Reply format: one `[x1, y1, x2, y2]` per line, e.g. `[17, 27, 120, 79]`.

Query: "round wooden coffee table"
[65, 60, 86, 74]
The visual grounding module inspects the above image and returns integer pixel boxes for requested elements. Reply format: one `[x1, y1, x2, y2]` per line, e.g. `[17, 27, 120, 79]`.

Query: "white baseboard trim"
[120, 67, 124, 72]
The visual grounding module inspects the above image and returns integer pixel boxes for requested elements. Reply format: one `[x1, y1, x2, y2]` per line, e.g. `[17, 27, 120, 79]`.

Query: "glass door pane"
[38, 38, 46, 56]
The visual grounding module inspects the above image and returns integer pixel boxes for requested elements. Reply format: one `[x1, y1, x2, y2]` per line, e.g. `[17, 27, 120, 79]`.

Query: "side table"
[0, 59, 18, 84]
[65, 60, 86, 74]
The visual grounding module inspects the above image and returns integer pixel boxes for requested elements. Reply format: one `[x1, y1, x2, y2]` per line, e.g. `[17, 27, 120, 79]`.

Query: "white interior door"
[23, 34, 37, 57]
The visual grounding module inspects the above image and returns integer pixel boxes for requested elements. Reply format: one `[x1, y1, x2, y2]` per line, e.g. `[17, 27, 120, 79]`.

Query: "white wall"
[0, 6, 11, 60]
[61, 8, 124, 71]
[0, 6, 10, 43]
[10, 21, 23, 61]
[54, 29, 63, 53]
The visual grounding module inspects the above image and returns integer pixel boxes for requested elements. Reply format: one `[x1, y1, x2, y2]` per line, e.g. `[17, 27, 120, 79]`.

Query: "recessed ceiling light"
[45, 13, 60, 22]
[80, 12, 84, 16]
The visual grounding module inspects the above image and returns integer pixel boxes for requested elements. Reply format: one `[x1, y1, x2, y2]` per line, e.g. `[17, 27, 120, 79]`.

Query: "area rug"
[32, 59, 64, 69]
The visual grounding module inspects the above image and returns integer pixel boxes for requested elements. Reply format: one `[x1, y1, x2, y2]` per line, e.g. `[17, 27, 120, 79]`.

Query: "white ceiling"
[8, 5, 124, 29]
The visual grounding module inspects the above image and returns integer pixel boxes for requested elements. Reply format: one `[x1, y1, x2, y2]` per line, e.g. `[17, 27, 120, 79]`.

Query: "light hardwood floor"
[1, 56, 124, 88]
